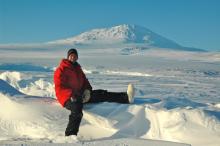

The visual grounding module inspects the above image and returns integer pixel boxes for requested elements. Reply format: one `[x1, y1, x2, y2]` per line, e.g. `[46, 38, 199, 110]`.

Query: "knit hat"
[67, 48, 78, 58]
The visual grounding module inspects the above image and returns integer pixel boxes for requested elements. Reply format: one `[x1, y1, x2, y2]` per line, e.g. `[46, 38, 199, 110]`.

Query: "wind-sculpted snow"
[0, 79, 24, 96]
[0, 92, 219, 146]
[0, 52, 220, 145]
[0, 71, 55, 98]
[0, 68, 219, 146]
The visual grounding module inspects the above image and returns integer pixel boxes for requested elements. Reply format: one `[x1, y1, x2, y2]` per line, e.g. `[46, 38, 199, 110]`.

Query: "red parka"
[54, 59, 92, 106]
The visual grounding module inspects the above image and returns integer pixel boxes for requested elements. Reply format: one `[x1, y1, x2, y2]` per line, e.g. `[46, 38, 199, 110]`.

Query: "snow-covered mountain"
[0, 24, 205, 52]
[47, 24, 181, 48]
[46, 24, 205, 51]
[47, 24, 197, 50]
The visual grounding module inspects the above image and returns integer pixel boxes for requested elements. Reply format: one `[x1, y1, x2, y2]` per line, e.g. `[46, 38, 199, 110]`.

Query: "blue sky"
[0, 0, 219, 51]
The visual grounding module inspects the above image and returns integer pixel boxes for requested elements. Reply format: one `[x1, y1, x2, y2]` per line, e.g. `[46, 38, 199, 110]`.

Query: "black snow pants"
[64, 89, 129, 136]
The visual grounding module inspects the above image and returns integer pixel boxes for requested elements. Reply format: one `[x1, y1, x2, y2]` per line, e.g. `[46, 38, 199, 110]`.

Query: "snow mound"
[0, 93, 65, 142]
[0, 71, 24, 89]
[0, 79, 24, 96]
[146, 107, 220, 146]
[0, 71, 23, 82]
[0, 71, 55, 98]
[214, 103, 220, 108]
[0, 92, 219, 146]
[21, 78, 54, 97]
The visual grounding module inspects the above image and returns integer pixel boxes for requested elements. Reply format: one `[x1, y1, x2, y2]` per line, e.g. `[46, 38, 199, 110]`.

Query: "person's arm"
[54, 68, 73, 106]
[81, 68, 92, 91]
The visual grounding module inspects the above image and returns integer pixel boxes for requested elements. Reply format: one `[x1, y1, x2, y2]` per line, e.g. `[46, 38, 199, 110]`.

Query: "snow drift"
[0, 72, 219, 146]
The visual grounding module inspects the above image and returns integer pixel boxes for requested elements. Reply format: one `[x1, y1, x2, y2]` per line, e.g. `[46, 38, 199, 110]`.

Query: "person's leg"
[64, 99, 83, 136]
[88, 89, 129, 104]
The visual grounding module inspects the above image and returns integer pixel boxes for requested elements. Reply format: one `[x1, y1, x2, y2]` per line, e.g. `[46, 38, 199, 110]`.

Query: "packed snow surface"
[0, 49, 220, 146]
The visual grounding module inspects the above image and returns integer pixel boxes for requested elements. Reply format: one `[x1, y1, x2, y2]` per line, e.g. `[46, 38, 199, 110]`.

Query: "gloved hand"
[82, 89, 91, 103]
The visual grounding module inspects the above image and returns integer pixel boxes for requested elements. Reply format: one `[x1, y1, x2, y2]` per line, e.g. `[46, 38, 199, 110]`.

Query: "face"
[68, 53, 78, 63]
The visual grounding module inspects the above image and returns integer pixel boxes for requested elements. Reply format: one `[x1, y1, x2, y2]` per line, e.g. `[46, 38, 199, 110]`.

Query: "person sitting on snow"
[54, 48, 135, 138]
